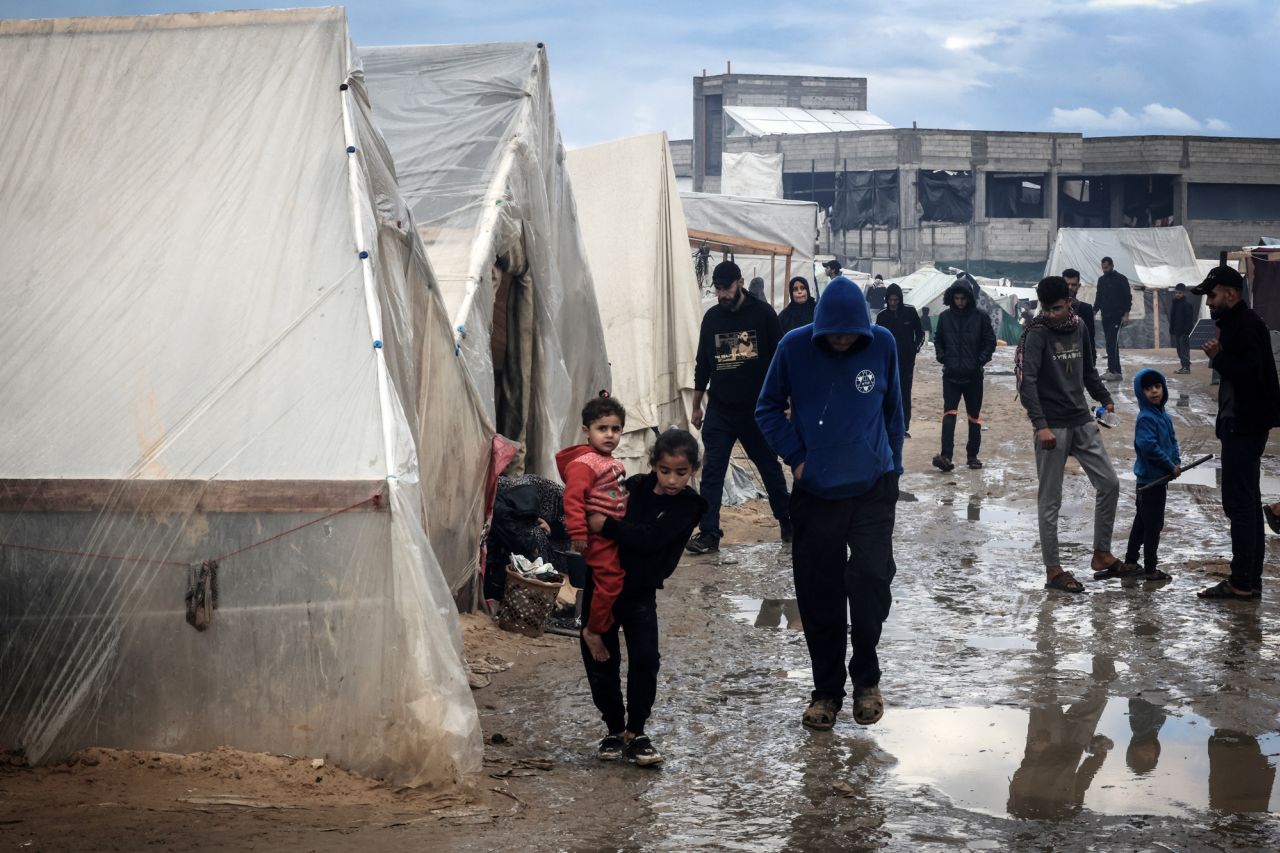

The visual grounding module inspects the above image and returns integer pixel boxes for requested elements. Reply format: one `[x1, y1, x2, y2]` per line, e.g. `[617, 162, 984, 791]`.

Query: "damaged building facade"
[673, 72, 1280, 278]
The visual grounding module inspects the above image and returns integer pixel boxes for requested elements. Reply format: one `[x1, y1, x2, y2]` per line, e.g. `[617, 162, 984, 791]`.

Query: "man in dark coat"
[1095, 257, 1132, 381]
[1063, 268, 1097, 354]
[1168, 283, 1197, 373]
[932, 280, 997, 470]
[866, 275, 887, 311]
[1193, 266, 1280, 601]
[876, 283, 925, 436]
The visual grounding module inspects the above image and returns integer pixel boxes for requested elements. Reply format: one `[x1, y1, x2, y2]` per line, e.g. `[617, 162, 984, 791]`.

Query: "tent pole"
[770, 255, 776, 307]
[785, 255, 792, 305]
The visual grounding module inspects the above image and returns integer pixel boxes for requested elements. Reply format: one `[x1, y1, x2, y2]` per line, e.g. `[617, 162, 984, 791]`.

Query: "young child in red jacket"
[556, 394, 628, 663]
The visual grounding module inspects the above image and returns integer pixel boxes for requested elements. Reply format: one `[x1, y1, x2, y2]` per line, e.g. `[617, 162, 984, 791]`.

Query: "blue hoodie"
[755, 276, 905, 499]
[1132, 368, 1181, 485]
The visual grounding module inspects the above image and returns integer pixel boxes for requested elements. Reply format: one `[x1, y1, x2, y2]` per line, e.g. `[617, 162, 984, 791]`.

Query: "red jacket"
[555, 445, 627, 539]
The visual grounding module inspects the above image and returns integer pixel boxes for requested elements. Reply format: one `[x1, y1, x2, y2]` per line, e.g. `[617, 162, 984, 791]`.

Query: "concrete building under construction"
[671, 71, 1280, 278]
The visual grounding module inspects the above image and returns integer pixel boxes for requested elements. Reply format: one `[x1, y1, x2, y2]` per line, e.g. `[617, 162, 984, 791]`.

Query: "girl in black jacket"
[582, 429, 707, 766]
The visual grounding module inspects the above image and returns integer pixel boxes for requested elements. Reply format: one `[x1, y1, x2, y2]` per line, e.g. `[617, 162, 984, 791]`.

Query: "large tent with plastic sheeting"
[897, 268, 1023, 344]
[1045, 227, 1206, 347]
[681, 191, 818, 310]
[568, 134, 702, 473]
[0, 8, 485, 788]
[362, 42, 610, 477]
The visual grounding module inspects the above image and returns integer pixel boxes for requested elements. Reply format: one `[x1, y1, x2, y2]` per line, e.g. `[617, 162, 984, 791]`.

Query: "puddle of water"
[955, 503, 1029, 524]
[1120, 462, 1280, 494]
[726, 595, 803, 629]
[966, 636, 1036, 652]
[1057, 653, 1130, 677]
[874, 702, 1280, 819]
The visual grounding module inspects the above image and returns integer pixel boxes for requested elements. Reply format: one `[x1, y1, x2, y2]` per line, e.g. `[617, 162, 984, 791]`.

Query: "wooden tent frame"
[688, 227, 795, 305]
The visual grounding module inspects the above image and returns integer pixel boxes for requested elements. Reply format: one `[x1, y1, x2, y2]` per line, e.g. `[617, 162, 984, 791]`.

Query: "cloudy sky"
[4, 0, 1277, 148]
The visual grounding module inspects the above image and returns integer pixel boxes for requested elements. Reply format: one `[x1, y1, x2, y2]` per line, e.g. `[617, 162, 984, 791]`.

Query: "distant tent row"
[0, 11, 698, 788]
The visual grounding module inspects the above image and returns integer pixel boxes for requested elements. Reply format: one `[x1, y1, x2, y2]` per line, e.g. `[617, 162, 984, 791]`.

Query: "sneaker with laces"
[931, 454, 955, 473]
[685, 531, 720, 554]
[624, 735, 664, 767]
[597, 734, 625, 761]
[967, 458, 983, 469]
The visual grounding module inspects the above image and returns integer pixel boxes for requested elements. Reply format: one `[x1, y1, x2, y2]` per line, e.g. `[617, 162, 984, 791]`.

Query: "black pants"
[791, 474, 898, 702]
[1124, 483, 1167, 570]
[698, 404, 790, 538]
[1174, 334, 1191, 370]
[941, 376, 983, 460]
[1102, 318, 1122, 375]
[580, 583, 660, 735]
[899, 358, 915, 432]
[1219, 423, 1268, 592]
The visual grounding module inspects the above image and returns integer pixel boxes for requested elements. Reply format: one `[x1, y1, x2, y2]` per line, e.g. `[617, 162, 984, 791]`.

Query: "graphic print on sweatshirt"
[1051, 337, 1082, 377]
[715, 330, 759, 370]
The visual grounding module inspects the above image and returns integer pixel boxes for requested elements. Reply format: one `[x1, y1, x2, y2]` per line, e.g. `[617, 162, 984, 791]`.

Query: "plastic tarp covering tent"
[722, 151, 783, 199]
[898, 269, 1022, 343]
[362, 42, 610, 476]
[681, 191, 818, 310]
[0, 8, 485, 787]
[568, 134, 702, 472]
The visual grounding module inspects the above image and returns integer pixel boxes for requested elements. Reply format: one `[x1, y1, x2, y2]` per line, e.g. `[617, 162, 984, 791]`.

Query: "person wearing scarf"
[779, 276, 818, 335]
[1016, 276, 1120, 594]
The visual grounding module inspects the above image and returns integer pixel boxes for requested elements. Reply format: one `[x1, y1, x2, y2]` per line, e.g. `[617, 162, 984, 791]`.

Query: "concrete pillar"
[1172, 175, 1188, 225]
[1046, 167, 1059, 250]
[898, 167, 919, 267]
[973, 168, 987, 223]
[1109, 178, 1125, 227]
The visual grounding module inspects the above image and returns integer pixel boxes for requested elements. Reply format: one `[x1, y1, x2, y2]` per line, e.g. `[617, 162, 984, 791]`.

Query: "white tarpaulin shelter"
[723, 106, 893, 137]
[681, 191, 818, 309]
[722, 151, 783, 199]
[0, 8, 485, 787]
[1046, 226, 1204, 321]
[568, 134, 702, 472]
[363, 42, 610, 476]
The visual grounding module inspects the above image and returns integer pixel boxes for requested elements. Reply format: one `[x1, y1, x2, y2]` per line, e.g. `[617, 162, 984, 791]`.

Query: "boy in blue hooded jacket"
[756, 276, 904, 731]
[1114, 369, 1182, 581]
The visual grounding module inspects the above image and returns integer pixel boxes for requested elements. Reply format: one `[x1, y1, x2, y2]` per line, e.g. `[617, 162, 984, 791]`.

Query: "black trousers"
[791, 474, 898, 702]
[1219, 422, 1268, 592]
[900, 358, 915, 431]
[1124, 483, 1167, 570]
[1102, 318, 1123, 375]
[580, 583, 660, 735]
[698, 404, 791, 538]
[941, 375, 983, 460]
[1174, 334, 1191, 370]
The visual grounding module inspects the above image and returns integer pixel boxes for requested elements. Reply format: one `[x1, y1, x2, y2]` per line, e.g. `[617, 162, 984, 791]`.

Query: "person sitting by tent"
[484, 473, 570, 604]
[779, 276, 817, 335]
[1169, 283, 1197, 374]
[876, 283, 925, 437]
[932, 279, 996, 471]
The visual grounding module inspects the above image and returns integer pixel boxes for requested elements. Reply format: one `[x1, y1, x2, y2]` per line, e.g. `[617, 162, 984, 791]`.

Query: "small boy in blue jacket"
[1110, 368, 1182, 581]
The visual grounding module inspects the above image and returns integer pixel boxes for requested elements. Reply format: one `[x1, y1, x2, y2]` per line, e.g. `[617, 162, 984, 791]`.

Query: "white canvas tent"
[721, 151, 783, 199]
[0, 8, 485, 787]
[362, 42, 610, 476]
[681, 192, 818, 309]
[568, 133, 702, 472]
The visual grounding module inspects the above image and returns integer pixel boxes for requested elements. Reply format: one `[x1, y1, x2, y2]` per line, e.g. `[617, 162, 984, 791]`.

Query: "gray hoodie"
[1019, 321, 1113, 430]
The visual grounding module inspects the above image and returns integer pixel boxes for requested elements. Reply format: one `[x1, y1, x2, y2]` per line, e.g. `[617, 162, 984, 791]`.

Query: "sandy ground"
[4, 346, 1279, 851]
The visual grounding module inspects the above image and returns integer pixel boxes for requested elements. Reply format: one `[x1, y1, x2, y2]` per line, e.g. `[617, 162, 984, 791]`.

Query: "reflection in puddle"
[955, 502, 1028, 524]
[874, 702, 1280, 819]
[727, 595, 803, 629]
[1057, 653, 1130, 677]
[966, 636, 1035, 652]
[1119, 461, 1280, 494]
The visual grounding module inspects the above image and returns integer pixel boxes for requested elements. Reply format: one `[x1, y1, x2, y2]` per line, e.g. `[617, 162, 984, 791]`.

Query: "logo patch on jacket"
[855, 369, 876, 393]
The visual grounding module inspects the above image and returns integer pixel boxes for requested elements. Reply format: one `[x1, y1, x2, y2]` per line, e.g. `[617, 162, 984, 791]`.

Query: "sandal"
[1045, 570, 1085, 593]
[802, 698, 840, 731]
[1197, 580, 1252, 600]
[1092, 560, 1142, 580]
[852, 687, 884, 726]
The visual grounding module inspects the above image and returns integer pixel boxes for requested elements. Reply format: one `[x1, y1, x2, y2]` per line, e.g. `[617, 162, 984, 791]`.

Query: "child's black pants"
[580, 583, 660, 735]
[1124, 482, 1167, 570]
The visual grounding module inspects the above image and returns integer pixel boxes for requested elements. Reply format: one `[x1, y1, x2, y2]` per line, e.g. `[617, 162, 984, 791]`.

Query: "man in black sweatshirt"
[1193, 266, 1280, 601]
[1096, 257, 1132, 381]
[876, 283, 925, 435]
[1063, 268, 1097, 354]
[933, 281, 996, 471]
[1168, 283, 1197, 373]
[686, 260, 791, 554]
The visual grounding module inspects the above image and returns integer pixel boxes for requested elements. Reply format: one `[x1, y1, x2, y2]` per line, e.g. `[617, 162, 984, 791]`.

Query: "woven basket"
[497, 568, 562, 638]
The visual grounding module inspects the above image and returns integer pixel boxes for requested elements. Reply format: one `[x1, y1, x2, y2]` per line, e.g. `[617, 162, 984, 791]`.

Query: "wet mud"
[2, 350, 1278, 851]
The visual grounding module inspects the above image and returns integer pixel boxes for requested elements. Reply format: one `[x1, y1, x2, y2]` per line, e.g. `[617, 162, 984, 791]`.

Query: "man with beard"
[1096, 257, 1132, 381]
[1063, 269, 1097, 355]
[932, 280, 996, 471]
[1193, 266, 1280, 600]
[876, 283, 925, 437]
[686, 260, 791, 554]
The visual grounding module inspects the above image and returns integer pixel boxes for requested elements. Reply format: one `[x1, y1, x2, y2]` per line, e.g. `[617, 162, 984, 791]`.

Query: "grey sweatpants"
[1034, 422, 1120, 568]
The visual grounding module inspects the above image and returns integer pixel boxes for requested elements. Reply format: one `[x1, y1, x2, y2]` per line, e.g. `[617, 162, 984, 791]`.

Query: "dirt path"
[4, 348, 1279, 851]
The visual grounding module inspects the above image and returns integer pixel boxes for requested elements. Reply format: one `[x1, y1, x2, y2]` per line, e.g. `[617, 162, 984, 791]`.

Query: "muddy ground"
[3, 347, 1279, 851]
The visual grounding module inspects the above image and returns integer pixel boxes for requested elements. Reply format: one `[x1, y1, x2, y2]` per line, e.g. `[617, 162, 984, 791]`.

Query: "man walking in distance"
[876, 283, 925, 437]
[1169, 283, 1197, 374]
[1096, 257, 1131, 381]
[1193, 266, 1280, 600]
[1063, 269, 1097, 354]
[932, 279, 996, 471]
[686, 260, 791, 554]
[756, 275, 903, 730]
[1016, 276, 1122, 593]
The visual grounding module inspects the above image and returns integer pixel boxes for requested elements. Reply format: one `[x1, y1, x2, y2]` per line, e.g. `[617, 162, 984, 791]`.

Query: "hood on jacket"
[1133, 368, 1168, 411]
[944, 282, 976, 310]
[884, 283, 904, 304]
[812, 276, 873, 339]
[555, 444, 595, 481]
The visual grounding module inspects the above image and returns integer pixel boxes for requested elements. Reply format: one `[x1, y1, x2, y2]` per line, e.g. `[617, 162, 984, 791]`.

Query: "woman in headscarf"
[778, 276, 817, 335]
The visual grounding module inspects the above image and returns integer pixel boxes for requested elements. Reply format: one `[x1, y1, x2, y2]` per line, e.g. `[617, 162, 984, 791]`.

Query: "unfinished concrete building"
[678, 71, 1280, 279]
